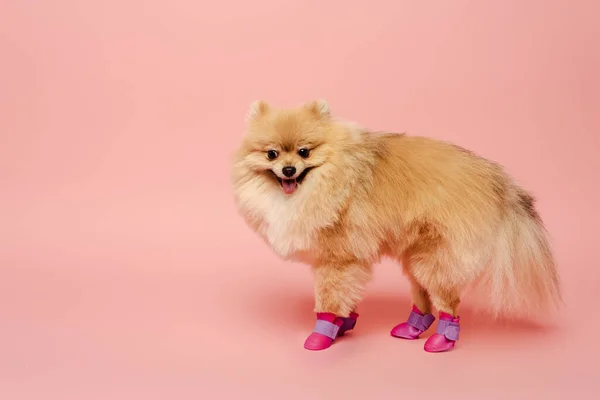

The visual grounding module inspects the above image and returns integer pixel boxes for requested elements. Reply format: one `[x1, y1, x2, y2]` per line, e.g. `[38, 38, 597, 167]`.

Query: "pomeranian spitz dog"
[231, 100, 561, 353]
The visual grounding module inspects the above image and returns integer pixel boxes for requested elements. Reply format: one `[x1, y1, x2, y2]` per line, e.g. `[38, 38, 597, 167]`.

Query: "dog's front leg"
[303, 262, 371, 351]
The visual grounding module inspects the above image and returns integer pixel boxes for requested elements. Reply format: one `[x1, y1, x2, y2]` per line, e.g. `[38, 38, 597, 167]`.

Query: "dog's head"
[234, 100, 344, 196]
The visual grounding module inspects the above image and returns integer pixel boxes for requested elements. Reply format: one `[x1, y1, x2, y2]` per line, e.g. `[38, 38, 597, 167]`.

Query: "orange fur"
[231, 100, 561, 319]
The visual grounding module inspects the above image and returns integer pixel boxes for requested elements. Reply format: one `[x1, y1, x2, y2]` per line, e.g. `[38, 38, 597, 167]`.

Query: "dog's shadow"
[243, 287, 557, 342]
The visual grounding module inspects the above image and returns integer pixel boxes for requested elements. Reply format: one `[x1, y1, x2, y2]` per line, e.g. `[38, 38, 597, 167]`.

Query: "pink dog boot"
[304, 313, 343, 351]
[424, 312, 460, 353]
[337, 312, 359, 337]
[391, 305, 435, 340]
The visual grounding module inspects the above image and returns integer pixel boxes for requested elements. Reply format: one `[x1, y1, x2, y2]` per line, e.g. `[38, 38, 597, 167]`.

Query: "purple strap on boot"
[436, 319, 460, 341]
[406, 311, 435, 332]
[313, 319, 340, 340]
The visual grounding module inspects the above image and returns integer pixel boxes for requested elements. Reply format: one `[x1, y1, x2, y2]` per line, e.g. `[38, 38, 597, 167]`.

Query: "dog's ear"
[305, 99, 331, 120]
[245, 100, 270, 122]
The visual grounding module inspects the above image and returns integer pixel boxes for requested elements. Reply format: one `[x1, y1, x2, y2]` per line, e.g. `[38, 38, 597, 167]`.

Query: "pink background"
[1, 1, 599, 399]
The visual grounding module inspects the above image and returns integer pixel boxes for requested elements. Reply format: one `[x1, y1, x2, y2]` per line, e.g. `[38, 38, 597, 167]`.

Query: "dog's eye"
[298, 148, 310, 158]
[267, 150, 279, 160]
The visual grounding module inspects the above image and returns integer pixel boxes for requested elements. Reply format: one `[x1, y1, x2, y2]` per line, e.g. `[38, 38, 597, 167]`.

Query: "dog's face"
[236, 100, 335, 196]
[231, 100, 371, 257]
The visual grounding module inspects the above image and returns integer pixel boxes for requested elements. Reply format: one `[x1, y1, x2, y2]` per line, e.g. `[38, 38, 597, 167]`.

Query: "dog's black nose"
[282, 166, 296, 177]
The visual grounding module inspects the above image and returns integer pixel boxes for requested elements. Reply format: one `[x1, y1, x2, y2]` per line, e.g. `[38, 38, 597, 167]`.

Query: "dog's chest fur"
[235, 179, 342, 260]
[263, 194, 315, 258]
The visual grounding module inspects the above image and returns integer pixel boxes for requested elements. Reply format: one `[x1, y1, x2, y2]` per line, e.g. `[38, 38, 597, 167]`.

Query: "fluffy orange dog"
[231, 100, 561, 352]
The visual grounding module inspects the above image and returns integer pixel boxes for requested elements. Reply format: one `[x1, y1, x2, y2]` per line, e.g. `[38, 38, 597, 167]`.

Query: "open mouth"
[272, 167, 314, 195]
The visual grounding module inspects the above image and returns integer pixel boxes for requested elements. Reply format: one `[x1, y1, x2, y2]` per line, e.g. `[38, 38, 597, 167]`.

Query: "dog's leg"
[407, 274, 433, 314]
[304, 262, 371, 351]
[396, 246, 464, 353]
[390, 272, 436, 340]
[423, 284, 462, 353]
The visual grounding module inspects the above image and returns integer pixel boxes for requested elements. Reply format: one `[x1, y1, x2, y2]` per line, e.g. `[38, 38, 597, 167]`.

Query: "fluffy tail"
[481, 189, 562, 319]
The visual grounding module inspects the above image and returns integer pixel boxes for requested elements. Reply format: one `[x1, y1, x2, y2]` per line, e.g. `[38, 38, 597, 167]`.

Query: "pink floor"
[1, 1, 599, 399]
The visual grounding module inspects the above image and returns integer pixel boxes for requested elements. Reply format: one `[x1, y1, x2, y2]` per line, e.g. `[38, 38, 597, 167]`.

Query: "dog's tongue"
[282, 179, 298, 194]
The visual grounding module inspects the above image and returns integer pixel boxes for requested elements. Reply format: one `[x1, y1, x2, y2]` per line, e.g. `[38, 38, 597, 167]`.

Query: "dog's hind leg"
[391, 257, 436, 340]
[409, 250, 466, 353]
